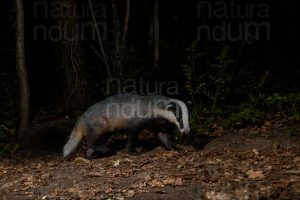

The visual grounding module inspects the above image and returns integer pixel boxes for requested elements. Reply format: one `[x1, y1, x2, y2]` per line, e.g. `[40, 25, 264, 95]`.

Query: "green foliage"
[181, 41, 201, 95]
[182, 41, 300, 131]
[226, 105, 264, 127]
[255, 92, 300, 120]
[0, 121, 19, 156]
[182, 42, 234, 128]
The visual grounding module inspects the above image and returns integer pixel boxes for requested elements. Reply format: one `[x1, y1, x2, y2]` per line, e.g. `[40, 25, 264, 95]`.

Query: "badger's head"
[153, 97, 190, 134]
[167, 99, 190, 134]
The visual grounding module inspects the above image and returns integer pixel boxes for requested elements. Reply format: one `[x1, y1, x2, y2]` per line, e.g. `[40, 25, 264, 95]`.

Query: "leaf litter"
[1, 125, 300, 199]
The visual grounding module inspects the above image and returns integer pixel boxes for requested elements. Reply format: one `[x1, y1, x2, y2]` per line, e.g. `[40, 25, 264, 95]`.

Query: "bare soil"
[1, 125, 300, 200]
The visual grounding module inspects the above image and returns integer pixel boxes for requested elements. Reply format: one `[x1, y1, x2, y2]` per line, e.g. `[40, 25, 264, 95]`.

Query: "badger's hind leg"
[95, 133, 113, 156]
[86, 127, 111, 159]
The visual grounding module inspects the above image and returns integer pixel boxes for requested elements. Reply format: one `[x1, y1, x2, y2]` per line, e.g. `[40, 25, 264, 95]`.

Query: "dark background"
[0, 0, 299, 152]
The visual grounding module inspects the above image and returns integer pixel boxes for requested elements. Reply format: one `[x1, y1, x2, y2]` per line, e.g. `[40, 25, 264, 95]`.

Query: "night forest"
[0, 0, 300, 199]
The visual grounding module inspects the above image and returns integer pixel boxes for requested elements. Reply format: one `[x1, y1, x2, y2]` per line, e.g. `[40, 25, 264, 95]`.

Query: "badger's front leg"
[157, 132, 173, 150]
[125, 128, 140, 154]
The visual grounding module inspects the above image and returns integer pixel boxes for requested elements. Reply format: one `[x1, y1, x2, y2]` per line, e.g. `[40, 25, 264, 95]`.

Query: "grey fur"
[63, 94, 190, 158]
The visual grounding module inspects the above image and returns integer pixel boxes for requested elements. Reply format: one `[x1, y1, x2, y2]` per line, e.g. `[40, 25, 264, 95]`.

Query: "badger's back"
[80, 94, 170, 124]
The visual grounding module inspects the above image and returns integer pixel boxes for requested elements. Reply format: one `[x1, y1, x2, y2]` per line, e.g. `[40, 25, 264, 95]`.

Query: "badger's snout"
[180, 127, 190, 134]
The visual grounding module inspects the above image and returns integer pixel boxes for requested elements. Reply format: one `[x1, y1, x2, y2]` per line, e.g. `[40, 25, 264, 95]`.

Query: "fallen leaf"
[285, 170, 300, 174]
[127, 190, 135, 197]
[246, 170, 265, 179]
[175, 178, 183, 186]
[149, 179, 164, 188]
[132, 181, 147, 189]
[163, 178, 175, 185]
[252, 149, 259, 156]
[113, 159, 121, 167]
[264, 165, 273, 171]
[73, 157, 90, 165]
[293, 157, 300, 163]
[124, 158, 132, 163]
[105, 187, 114, 193]
[205, 191, 232, 200]
[264, 121, 272, 127]
[89, 172, 103, 177]
[144, 174, 152, 181]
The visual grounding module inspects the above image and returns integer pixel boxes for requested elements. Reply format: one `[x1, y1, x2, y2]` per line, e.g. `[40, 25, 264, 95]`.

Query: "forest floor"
[1, 123, 300, 200]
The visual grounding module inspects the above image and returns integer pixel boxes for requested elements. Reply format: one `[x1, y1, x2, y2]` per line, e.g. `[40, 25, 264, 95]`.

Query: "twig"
[122, 0, 130, 48]
[88, 0, 112, 80]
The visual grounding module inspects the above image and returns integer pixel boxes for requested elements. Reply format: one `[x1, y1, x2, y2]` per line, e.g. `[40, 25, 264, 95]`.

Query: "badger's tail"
[63, 121, 86, 158]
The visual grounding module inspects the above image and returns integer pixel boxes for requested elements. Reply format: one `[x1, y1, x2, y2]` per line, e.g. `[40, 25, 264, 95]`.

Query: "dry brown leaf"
[246, 170, 265, 179]
[78, 190, 92, 199]
[279, 178, 291, 187]
[285, 170, 300, 174]
[162, 178, 175, 185]
[105, 187, 114, 193]
[113, 159, 121, 167]
[264, 121, 272, 127]
[205, 191, 232, 200]
[73, 157, 90, 165]
[144, 174, 152, 181]
[127, 190, 135, 197]
[161, 177, 183, 186]
[252, 149, 259, 156]
[67, 187, 78, 193]
[259, 185, 272, 192]
[293, 157, 300, 163]
[178, 164, 185, 169]
[149, 179, 164, 187]
[124, 158, 132, 163]
[264, 165, 273, 171]
[89, 172, 102, 177]
[175, 178, 183, 186]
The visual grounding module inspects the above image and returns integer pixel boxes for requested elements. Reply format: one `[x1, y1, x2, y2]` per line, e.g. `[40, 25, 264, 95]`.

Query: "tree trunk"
[153, 0, 159, 69]
[15, 0, 30, 138]
[122, 0, 131, 48]
[144, 0, 153, 54]
[111, 0, 123, 79]
[57, 0, 88, 112]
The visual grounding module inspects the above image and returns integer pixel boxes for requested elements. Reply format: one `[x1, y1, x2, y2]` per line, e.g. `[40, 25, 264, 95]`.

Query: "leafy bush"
[225, 105, 264, 127]
[255, 92, 300, 120]
[182, 41, 300, 131]
[0, 121, 19, 156]
[182, 42, 234, 129]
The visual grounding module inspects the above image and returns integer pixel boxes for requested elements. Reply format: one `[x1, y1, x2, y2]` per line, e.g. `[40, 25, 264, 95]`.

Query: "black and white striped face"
[167, 99, 190, 134]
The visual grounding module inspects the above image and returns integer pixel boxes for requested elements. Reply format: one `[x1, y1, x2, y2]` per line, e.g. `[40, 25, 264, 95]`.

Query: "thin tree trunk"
[88, 0, 111, 80]
[148, 13, 154, 51]
[15, 0, 30, 138]
[153, 0, 159, 69]
[112, 0, 122, 77]
[122, 0, 130, 48]
[144, 0, 153, 52]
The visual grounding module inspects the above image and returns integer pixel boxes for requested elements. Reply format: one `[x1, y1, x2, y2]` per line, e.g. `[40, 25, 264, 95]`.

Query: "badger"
[63, 94, 190, 159]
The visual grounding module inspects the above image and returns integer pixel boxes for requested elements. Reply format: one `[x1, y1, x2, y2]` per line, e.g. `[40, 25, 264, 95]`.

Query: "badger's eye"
[166, 102, 176, 110]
